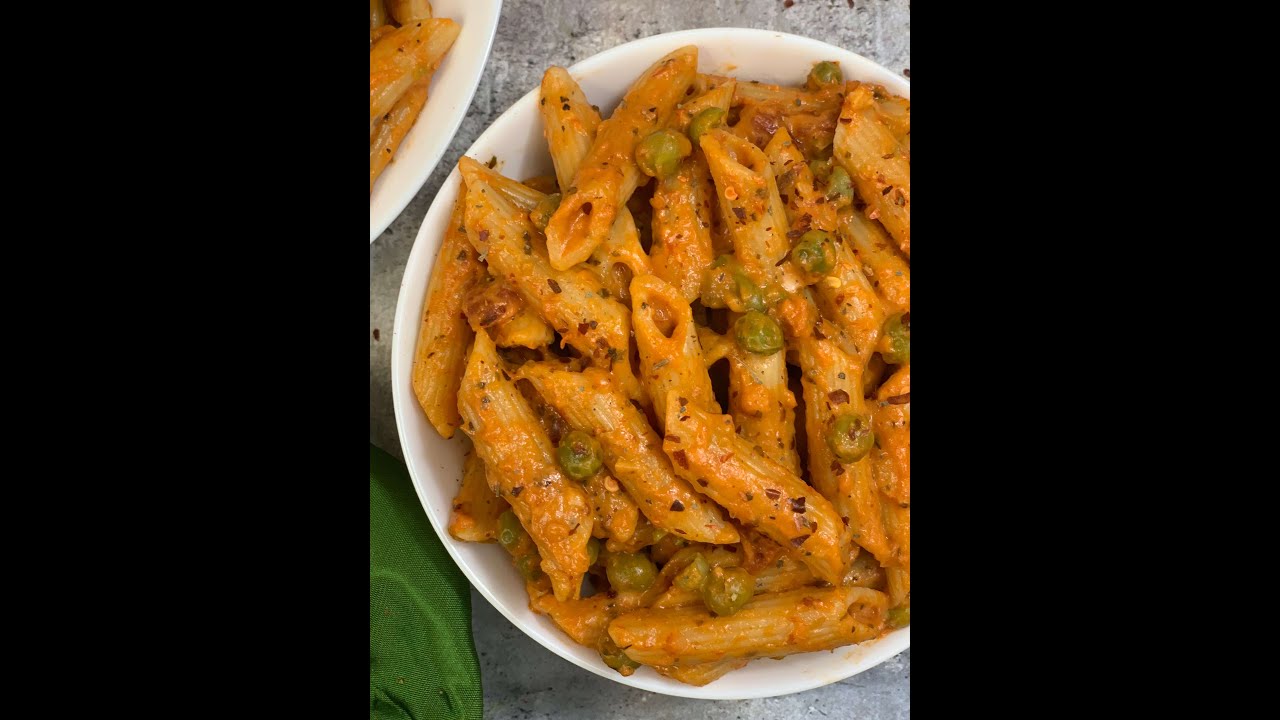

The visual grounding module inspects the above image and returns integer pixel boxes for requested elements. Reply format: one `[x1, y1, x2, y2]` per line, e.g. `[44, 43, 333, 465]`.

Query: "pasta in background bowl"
[392, 28, 909, 699]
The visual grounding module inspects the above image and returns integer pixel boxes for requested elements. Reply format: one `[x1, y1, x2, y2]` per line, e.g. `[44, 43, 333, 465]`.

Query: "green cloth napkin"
[370, 444, 482, 720]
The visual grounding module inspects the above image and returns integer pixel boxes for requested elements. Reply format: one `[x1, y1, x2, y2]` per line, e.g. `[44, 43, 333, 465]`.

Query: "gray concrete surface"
[371, 1, 910, 716]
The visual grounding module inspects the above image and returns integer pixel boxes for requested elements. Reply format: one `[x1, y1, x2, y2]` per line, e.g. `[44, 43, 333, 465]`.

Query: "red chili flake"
[673, 449, 690, 469]
[790, 496, 807, 513]
[787, 229, 803, 239]
[674, 528, 687, 535]
[841, 516, 850, 526]
[372, 329, 381, 341]
[903, 68, 910, 77]
[698, 479, 709, 487]
[670, 500, 685, 512]
[732, 207, 746, 222]
[457, 249, 468, 261]
[582, 202, 593, 216]
[790, 534, 811, 548]
[667, 435, 682, 444]
[678, 396, 688, 406]
[578, 322, 590, 334]
[547, 279, 563, 293]
[830, 460, 845, 476]
[744, 492, 754, 501]
[765, 488, 781, 500]
[511, 486, 524, 497]
[887, 393, 911, 405]
[838, 117, 853, 124]
[784, 0, 794, 7]
[828, 390, 850, 405]
[478, 229, 490, 242]
[719, 452, 734, 463]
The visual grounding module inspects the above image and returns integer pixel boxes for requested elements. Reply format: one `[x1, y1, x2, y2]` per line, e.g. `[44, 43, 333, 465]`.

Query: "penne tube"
[517, 364, 739, 545]
[448, 440, 510, 543]
[538, 67, 654, 304]
[545, 47, 698, 270]
[412, 188, 485, 438]
[370, 19, 459, 136]
[720, 321, 800, 473]
[839, 208, 910, 314]
[531, 589, 647, 649]
[370, 24, 396, 49]
[458, 157, 644, 402]
[386, 0, 433, 25]
[885, 566, 910, 610]
[457, 330, 594, 601]
[670, 81, 736, 132]
[700, 129, 792, 275]
[662, 392, 849, 585]
[463, 156, 547, 211]
[652, 659, 750, 686]
[872, 365, 910, 503]
[763, 126, 837, 234]
[370, 0, 386, 31]
[650, 152, 717, 304]
[609, 586, 887, 666]
[370, 79, 429, 191]
[861, 83, 910, 140]
[462, 275, 556, 349]
[731, 79, 843, 113]
[793, 335, 894, 566]
[812, 231, 886, 363]
[833, 84, 910, 256]
[630, 275, 720, 430]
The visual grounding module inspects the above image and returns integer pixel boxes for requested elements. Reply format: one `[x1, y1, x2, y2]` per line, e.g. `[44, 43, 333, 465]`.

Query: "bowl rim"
[391, 26, 909, 699]
[370, 0, 505, 243]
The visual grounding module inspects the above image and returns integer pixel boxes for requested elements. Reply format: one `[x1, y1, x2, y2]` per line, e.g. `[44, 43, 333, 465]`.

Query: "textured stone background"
[371, 1, 909, 716]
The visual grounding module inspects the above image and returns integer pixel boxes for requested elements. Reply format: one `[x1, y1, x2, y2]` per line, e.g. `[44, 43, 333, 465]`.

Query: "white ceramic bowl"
[370, 0, 503, 243]
[392, 28, 910, 699]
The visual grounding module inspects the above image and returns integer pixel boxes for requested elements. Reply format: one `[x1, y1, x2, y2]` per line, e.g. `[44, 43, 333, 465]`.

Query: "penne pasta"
[872, 365, 910, 506]
[718, 322, 800, 473]
[370, 0, 386, 31]
[371, 78, 429, 191]
[538, 67, 655, 304]
[652, 659, 750, 687]
[812, 229, 886, 363]
[457, 330, 594, 601]
[458, 156, 644, 402]
[700, 129, 792, 276]
[764, 126, 837, 234]
[650, 153, 717, 304]
[448, 440, 510, 543]
[839, 208, 910, 314]
[529, 585, 649, 649]
[833, 84, 910, 256]
[545, 47, 698, 270]
[609, 586, 887, 666]
[662, 393, 849, 585]
[412, 188, 485, 438]
[517, 364, 740, 545]
[630, 275, 720, 430]
[794, 335, 894, 566]
[386, 0, 433, 25]
[369, 19, 459, 136]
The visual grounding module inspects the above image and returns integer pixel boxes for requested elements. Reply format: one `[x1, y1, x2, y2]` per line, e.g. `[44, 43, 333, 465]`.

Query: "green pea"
[792, 230, 835, 276]
[808, 158, 832, 185]
[701, 256, 764, 312]
[827, 165, 853, 201]
[635, 129, 693, 180]
[734, 311, 784, 355]
[808, 61, 843, 89]
[688, 107, 726, 145]
[827, 413, 875, 463]
[497, 510, 526, 554]
[599, 635, 640, 675]
[587, 537, 601, 567]
[702, 566, 754, 616]
[606, 551, 658, 592]
[673, 553, 712, 592]
[882, 312, 910, 365]
[530, 193, 561, 232]
[887, 605, 911, 628]
[516, 553, 544, 582]
[557, 429, 603, 480]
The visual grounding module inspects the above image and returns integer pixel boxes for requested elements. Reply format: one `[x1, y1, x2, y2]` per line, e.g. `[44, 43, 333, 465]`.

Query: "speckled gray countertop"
[371, 1, 909, 716]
